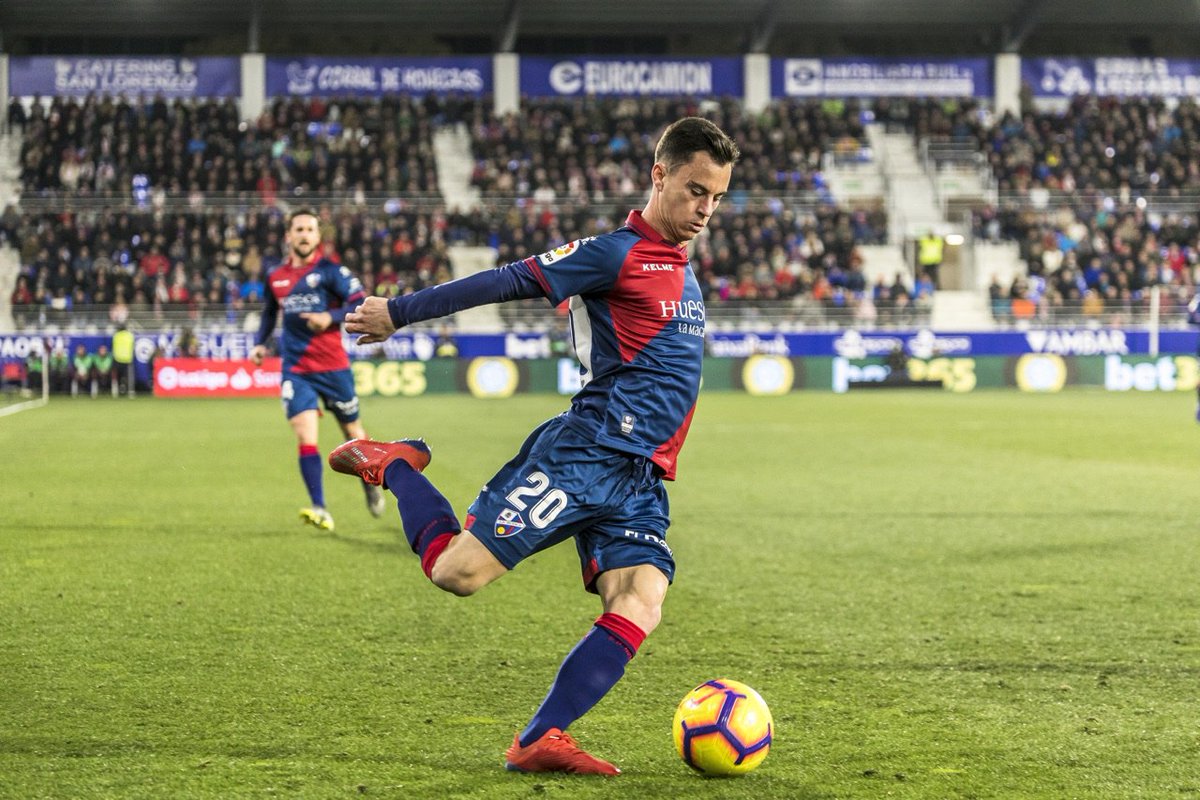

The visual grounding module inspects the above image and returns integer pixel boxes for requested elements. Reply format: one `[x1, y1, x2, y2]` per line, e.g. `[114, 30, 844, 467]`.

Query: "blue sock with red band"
[298, 445, 324, 507]
[383, 460, 460, 569]
[518, 613, 647, 747]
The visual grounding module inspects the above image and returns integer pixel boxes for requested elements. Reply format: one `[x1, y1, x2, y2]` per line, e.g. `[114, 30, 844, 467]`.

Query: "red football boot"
[327, 438, 431, 487]
[504, 728, 621, 776]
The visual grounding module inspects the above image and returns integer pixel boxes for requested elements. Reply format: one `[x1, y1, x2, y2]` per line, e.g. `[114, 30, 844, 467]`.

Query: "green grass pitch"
[1, 390, 1198, 799]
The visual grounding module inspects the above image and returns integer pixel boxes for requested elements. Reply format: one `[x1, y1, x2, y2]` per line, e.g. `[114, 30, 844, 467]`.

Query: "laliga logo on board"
[549, 61, 584, 94]
[157, 365, 180, 391]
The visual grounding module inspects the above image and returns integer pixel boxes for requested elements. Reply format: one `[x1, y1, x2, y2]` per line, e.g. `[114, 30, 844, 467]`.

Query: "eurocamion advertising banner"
[519, 56, 744, 98]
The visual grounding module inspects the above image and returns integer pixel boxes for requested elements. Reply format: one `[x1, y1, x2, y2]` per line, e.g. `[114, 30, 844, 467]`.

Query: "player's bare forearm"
[345, 296, 397, 344]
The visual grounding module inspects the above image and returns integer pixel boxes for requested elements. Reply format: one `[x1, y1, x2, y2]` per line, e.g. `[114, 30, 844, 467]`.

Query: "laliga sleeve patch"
[535, 236, 594, 266]
[494, 508, 527, 538]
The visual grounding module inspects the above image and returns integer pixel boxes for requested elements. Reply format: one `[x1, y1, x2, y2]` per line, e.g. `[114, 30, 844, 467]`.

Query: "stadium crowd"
[5, 93, 892, 330]
[959, 96, 1200, 322]
[468, 96, 872, 199]
[16, 94, 454, 199]
[13, 91, 1200, 332]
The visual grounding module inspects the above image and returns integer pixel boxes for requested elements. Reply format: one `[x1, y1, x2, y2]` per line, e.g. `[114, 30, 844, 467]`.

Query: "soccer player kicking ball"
[329, 118, 739, 775]
[251, 208, 386, 532]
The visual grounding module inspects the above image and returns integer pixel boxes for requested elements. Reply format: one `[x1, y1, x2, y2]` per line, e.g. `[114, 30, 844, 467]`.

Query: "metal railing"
[13, 190, 450, 215]
[8, 294, 1193, 337]
[991, 188, 1200, 214]
[12, 187, 842, 217]
[986, 292, 1194, 330]
[8, 301, 935, 335]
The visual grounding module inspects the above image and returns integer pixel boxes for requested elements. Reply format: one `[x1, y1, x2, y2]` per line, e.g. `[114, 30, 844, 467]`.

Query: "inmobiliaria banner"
[153, 358, 282, 398]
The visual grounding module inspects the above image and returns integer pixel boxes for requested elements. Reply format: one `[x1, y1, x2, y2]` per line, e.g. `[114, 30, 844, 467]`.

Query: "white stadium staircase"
[432, 123, 481, 213]
[0, 132, 22, 331]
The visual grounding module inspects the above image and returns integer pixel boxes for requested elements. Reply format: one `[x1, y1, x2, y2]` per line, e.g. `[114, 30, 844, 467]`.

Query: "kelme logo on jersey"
[306, 273, 321, 287]
[494, 508, 526, 538]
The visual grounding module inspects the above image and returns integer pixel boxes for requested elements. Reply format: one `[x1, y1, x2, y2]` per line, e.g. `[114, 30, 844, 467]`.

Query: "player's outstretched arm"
[348, 263, 546, 344]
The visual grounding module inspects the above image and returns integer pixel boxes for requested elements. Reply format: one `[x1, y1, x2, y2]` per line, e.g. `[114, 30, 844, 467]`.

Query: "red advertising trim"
[153, 358, 282, 397]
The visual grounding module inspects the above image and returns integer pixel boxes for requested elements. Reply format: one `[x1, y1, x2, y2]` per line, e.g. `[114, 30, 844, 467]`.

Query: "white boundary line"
[0, 396, 49, 418]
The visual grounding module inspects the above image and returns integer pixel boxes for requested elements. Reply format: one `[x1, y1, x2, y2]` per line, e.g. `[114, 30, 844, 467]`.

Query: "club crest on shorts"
[494, 508, 526, 538]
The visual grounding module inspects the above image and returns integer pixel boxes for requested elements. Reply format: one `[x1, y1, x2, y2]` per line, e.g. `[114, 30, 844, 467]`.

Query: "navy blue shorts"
[281, 369, 360, 422]
[464, 415, 675, 593]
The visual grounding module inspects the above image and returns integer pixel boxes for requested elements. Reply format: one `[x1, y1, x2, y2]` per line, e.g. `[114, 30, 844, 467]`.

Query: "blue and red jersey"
[255, 254, 366, 373]
[387, 210, 705, 480]
[522, 211, 704, 480]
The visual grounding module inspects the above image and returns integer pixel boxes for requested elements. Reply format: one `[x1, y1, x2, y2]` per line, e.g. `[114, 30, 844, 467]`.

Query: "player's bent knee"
[428, 561, 484, 597]
[597, 565, 669, 634]
[625, 599, 663, 635]
[427, 535, 507, 597]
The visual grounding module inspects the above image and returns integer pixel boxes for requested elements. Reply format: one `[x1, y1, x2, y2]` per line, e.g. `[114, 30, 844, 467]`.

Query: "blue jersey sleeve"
[324, 262, 367, 324]
[525, 235, 626, 305]
[254, 275, 280, 347]
[386, 260, 546, 328]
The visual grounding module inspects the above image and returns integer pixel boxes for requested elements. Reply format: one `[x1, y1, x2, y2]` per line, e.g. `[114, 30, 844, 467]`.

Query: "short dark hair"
[286, 207, 318, 228]
[654, 117, 740, 172]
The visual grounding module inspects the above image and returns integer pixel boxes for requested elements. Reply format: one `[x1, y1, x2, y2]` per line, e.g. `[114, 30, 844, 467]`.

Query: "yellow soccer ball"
[673, 678, 773, 776]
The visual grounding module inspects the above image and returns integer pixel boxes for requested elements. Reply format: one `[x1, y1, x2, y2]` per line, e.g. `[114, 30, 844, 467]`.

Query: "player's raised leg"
[329, 437, 509, 593]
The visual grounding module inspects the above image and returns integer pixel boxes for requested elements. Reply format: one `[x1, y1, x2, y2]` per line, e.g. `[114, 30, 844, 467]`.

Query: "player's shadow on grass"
[326, 529, 412, 556]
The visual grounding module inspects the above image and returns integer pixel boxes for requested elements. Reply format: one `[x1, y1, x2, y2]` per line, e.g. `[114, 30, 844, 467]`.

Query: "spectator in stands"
[10, 275, 36, 327]
[916, 230, 944, 289]
[93, 343, 117, 396]
[6, 97, 26, 135]
[70, 343, 94, 396]
[988, 275, 1010, 320]
[139, 245, 170, 281]
[45, 340, 69, 393]
[24, 344, 45, 392]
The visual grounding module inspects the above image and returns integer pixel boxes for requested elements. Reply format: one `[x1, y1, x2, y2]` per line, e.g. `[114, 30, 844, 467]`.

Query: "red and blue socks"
[298, 444, 324, 508]
[383, 459, 461, 578]
[518, 613, 647, 747]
